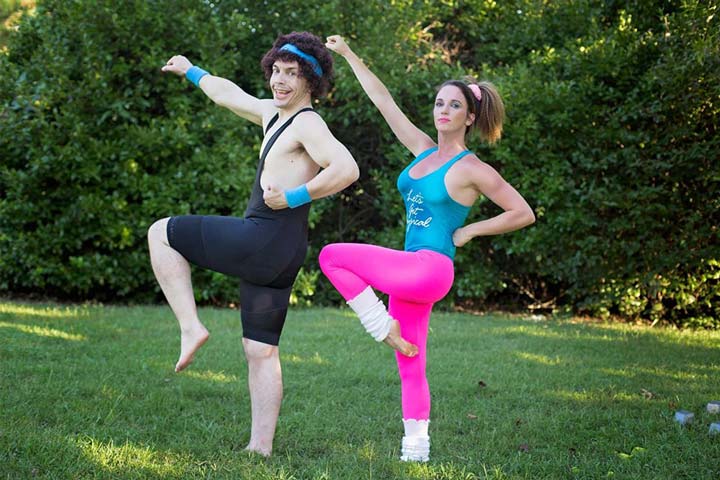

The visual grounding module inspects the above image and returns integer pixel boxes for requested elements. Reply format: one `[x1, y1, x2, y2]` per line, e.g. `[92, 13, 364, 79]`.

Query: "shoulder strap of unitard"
[259, 107, 315, 164]
[264, 114, 279, 135]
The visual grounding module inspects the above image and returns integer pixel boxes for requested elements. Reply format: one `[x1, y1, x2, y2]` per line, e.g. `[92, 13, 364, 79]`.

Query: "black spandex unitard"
[167, 108, 314, 345]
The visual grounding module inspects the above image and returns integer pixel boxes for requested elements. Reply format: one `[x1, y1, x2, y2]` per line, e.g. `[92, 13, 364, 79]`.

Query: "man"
[148, 31, 359, 456]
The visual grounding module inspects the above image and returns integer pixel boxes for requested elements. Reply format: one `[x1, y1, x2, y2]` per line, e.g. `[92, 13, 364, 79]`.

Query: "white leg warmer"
[346, 286, 392, 342]
[400, 419, 430, 462]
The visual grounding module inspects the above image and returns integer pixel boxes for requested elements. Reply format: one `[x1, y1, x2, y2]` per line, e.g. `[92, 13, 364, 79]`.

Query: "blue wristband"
[285, 184, 312, 208]
[185, 66, 209, 87]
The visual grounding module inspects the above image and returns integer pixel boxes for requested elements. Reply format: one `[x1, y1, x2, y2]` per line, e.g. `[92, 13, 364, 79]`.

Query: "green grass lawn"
[1, 301, 719, 479]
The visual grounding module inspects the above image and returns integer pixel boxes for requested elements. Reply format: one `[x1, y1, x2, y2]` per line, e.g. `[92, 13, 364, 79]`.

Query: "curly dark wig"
[261, 31, 334, 99]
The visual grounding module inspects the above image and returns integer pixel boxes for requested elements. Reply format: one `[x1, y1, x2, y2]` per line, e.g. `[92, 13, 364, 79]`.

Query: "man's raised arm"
[162, 55, 272, 126]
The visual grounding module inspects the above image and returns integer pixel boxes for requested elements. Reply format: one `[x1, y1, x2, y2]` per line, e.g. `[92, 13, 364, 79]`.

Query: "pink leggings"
[318, 243, 454, 420]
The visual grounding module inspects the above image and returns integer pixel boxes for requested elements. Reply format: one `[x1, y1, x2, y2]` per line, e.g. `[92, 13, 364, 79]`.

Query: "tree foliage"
[1, 0, 718, 327]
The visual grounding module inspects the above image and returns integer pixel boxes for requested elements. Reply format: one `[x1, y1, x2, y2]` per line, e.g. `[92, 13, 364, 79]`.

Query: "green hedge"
[1, 0, 718, 328]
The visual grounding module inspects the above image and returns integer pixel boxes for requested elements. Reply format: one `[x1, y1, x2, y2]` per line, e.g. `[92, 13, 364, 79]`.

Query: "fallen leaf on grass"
[518, 443, 530, 453]
[640, 388, 654, 400]
[467, 413, 478, 419]
[616, 446, 646, 460]
[478, 380, 487, 388]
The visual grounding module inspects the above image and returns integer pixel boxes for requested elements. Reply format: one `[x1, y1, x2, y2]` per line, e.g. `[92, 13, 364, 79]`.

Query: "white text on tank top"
[406, 188, 433, 231]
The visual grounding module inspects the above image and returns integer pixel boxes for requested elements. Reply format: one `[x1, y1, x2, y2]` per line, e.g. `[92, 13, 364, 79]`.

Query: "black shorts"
[167, 212, 308, 345]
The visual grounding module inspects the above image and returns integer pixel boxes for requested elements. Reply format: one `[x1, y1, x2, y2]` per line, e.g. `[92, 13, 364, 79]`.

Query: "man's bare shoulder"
[292, 109, 331, 140]
[258, 100, 282, 127]
[297, 108, 326, 124]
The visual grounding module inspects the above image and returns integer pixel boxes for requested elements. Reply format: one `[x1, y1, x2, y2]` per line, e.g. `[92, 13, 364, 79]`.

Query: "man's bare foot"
[383, 319, 418, 357]
[175, 324, 209, 372]
[244, 444, 271, 457]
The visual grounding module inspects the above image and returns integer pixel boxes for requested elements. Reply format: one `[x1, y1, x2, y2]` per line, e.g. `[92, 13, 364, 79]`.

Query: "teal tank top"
[396, 146, 472, 260]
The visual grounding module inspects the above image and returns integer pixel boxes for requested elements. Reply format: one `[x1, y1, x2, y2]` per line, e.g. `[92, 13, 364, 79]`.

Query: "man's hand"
[263, 184, 289, 210]
[162, 55, 193, 76]
[325, 35, 351, 56]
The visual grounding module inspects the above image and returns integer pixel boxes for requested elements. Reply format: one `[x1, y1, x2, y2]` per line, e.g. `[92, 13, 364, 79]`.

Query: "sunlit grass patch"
[514, 351, 563, 366]
[0, 321, 87, 341]
[282, 352, 330, 365]
[0, 302, 89, 319]
[76, 436, 184, 476]
[183, 370, 239, 383]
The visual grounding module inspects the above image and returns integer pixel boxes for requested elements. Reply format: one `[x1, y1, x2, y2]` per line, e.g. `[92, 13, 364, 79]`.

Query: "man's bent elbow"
[340, 162, 360, 188]
[348, 162, 360, 184]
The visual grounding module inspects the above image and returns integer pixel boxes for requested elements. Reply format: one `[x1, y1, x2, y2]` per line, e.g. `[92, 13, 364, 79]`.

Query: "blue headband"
[279, 43, 323, 77]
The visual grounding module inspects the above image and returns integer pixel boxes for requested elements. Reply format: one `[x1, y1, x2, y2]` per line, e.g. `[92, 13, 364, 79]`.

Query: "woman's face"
[433, 85, 474, 133]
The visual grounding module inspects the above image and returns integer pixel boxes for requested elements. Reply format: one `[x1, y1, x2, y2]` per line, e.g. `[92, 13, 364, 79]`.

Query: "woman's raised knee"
[318, 243, 342, 272]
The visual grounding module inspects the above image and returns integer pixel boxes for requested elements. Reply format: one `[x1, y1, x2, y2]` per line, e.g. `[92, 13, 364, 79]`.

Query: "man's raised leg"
[242, 337, 282, 456]
[148, 218, 209, 372]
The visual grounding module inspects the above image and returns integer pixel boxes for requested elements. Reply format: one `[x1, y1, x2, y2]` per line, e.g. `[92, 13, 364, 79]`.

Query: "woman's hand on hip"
[452, 227, 472, 248]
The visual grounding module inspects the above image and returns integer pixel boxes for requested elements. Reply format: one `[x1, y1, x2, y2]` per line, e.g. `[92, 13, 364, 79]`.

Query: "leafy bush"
[1, 0, 717, 328]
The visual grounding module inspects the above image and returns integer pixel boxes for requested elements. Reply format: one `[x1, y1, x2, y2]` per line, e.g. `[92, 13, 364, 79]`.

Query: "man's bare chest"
[261, 133, 309, 169]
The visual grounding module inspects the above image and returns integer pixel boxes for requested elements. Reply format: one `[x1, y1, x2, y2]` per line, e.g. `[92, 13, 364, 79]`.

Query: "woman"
[319, 35, 535, 462]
